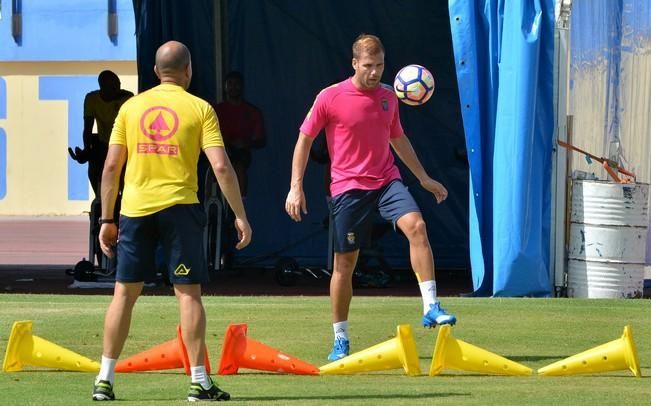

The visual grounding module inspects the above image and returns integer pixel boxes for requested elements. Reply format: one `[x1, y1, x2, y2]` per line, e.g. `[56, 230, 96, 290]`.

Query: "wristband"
[99, 219, 115, 225]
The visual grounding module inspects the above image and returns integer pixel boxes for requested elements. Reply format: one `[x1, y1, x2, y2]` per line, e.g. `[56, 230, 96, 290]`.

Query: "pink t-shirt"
[300, 78, 404, 197]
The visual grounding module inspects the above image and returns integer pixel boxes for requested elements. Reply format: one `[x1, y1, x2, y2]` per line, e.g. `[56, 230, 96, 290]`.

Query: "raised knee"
[414, 219, 427, 233]
[408, 219, 429, 243]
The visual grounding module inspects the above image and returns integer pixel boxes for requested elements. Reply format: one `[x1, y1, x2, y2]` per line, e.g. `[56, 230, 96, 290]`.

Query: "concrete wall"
[0, 0, 136, 215]
[0, 62, 137, 215]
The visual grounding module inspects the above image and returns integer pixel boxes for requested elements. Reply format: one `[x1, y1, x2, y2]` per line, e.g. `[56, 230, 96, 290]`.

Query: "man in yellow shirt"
[69, 71, 132, 270]
[70, 70, 133, 197]
[92, 41, 251, 402]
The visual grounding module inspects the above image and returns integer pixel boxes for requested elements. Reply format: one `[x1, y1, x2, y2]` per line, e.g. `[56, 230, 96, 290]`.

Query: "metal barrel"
[568, 180, 648, 298]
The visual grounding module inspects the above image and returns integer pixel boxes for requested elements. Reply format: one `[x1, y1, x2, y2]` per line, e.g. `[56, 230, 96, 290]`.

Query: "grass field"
[0, 294, 649, 405]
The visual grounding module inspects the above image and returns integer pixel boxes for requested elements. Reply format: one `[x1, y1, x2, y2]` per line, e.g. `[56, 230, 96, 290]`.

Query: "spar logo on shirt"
[138, 106, 180, 155]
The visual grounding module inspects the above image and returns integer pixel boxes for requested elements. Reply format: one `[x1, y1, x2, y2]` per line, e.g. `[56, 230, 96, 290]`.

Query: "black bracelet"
[98, 219, 115, 225]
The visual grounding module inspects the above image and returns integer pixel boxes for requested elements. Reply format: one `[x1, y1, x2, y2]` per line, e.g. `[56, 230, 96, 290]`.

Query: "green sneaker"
[187, 379, 230, 402]
[92, 379, 115, 401]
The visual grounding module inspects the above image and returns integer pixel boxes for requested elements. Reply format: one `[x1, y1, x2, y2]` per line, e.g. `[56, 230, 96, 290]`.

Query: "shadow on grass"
[505, 355, 568, 362]
[226, 371, 424, 377]
[418, 354, 568, 362]
[418, 354, 565, 363]
[553, 374, 649, 379]
[237, 392, 470, 402]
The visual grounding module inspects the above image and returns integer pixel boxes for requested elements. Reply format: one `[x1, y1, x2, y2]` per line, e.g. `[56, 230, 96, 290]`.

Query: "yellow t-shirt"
[109, 83, 224, 217]
[84, 90, 133, 143]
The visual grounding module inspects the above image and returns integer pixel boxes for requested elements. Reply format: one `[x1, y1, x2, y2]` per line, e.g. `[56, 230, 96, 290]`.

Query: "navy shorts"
[330, 180, 420, 253]
[116, 204, 208, 284]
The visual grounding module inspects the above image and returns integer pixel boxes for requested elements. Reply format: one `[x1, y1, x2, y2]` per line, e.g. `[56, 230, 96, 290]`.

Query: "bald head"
[155, 41, 191, 73]
[154, 41, 192, 88]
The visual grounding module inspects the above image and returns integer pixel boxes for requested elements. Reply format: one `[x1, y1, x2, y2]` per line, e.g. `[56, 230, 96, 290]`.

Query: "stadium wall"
[0, 0, 136, 215]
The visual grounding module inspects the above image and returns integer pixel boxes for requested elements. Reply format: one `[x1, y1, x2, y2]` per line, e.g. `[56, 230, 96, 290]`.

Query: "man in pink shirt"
[285, 34, 456, 361]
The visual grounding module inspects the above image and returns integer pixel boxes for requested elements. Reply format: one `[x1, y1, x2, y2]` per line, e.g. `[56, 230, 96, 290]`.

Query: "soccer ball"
[393, 64, 435, 106]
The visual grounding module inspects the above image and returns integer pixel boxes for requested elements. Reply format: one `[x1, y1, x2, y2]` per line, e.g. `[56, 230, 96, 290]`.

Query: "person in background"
[68, 71, 133, 269]
[213, 71, 265, 200]
[70, 70, 133, 198]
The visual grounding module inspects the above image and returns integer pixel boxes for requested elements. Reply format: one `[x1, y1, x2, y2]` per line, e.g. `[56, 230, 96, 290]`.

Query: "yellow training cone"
[429, 325, 532, 376]
[538, 325, 641, 377]
[2, 321, 100, 372]
[319, 324, 421, 376]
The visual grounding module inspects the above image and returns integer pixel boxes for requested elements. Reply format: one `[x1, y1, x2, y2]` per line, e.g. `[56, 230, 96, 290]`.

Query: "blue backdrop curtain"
[132, 0, 216, 102]
[131, 1, 470, 271]
[448, 0, 555, 296]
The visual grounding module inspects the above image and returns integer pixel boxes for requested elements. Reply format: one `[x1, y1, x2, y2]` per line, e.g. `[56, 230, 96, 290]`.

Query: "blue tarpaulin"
[133, 0, 216, 103]
[448, 0, 555, 296]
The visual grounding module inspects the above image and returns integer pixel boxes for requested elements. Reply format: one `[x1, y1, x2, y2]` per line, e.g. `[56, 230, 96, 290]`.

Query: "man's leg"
[102, 282, 144, 357]
[161, 203, 229, 401]
[93, 281, 143, 400]
[87, 157, 105, 267]
[396, 211, 456, 328]
[327, 188, 376, 360]
[88, 141, 108, 199]
[327, 250, 358, 361]
[174, 284, 206, 367]
[88, 161, 101, 199]
[396, 212, 434, 283]
[330, 250, 359, 323]
[176, 283, 230, 401]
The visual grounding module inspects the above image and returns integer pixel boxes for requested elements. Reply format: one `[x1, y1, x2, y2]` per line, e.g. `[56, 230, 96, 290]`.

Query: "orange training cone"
[217, 323, 319, 375]
[115, 324, 211, 375]
[538, 325, 641, 377]
[429, 325, 532, 376]
[2, 320, 100, 372]
[319, 324, 421, 376]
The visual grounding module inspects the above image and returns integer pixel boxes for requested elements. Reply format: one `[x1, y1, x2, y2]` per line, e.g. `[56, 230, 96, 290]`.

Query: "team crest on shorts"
[346, 232, 356, 245]
[381, 98, 388, 111]
[174, 264, 191, 276]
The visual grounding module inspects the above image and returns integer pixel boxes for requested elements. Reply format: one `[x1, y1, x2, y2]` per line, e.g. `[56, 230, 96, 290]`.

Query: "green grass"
[0, 295, 649, 405]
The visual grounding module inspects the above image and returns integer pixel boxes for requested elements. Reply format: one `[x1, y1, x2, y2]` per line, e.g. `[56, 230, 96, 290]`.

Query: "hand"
[68, 146, 89, 164]
[233, 217, 252, 249]
[99, 223, 118, 258]
[421, 178, 448, 204]
[285, 186, 307, 222]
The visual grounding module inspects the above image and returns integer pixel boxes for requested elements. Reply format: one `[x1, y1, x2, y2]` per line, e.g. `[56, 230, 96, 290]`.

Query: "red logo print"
[137, 143, 179, 155]
[140, 106, 179, 141]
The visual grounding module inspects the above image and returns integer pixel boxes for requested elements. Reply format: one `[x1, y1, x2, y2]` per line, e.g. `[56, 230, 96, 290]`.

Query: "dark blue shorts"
[330, 180, 420, 253]
[116, 204, 208, 284]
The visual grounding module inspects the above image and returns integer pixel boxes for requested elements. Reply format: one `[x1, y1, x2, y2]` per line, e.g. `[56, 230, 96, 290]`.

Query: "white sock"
[333, 321, 349, 341]
[97, 355, 117, 384]
[419, 280, 438, 314]
[191, 365, 212, 390]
